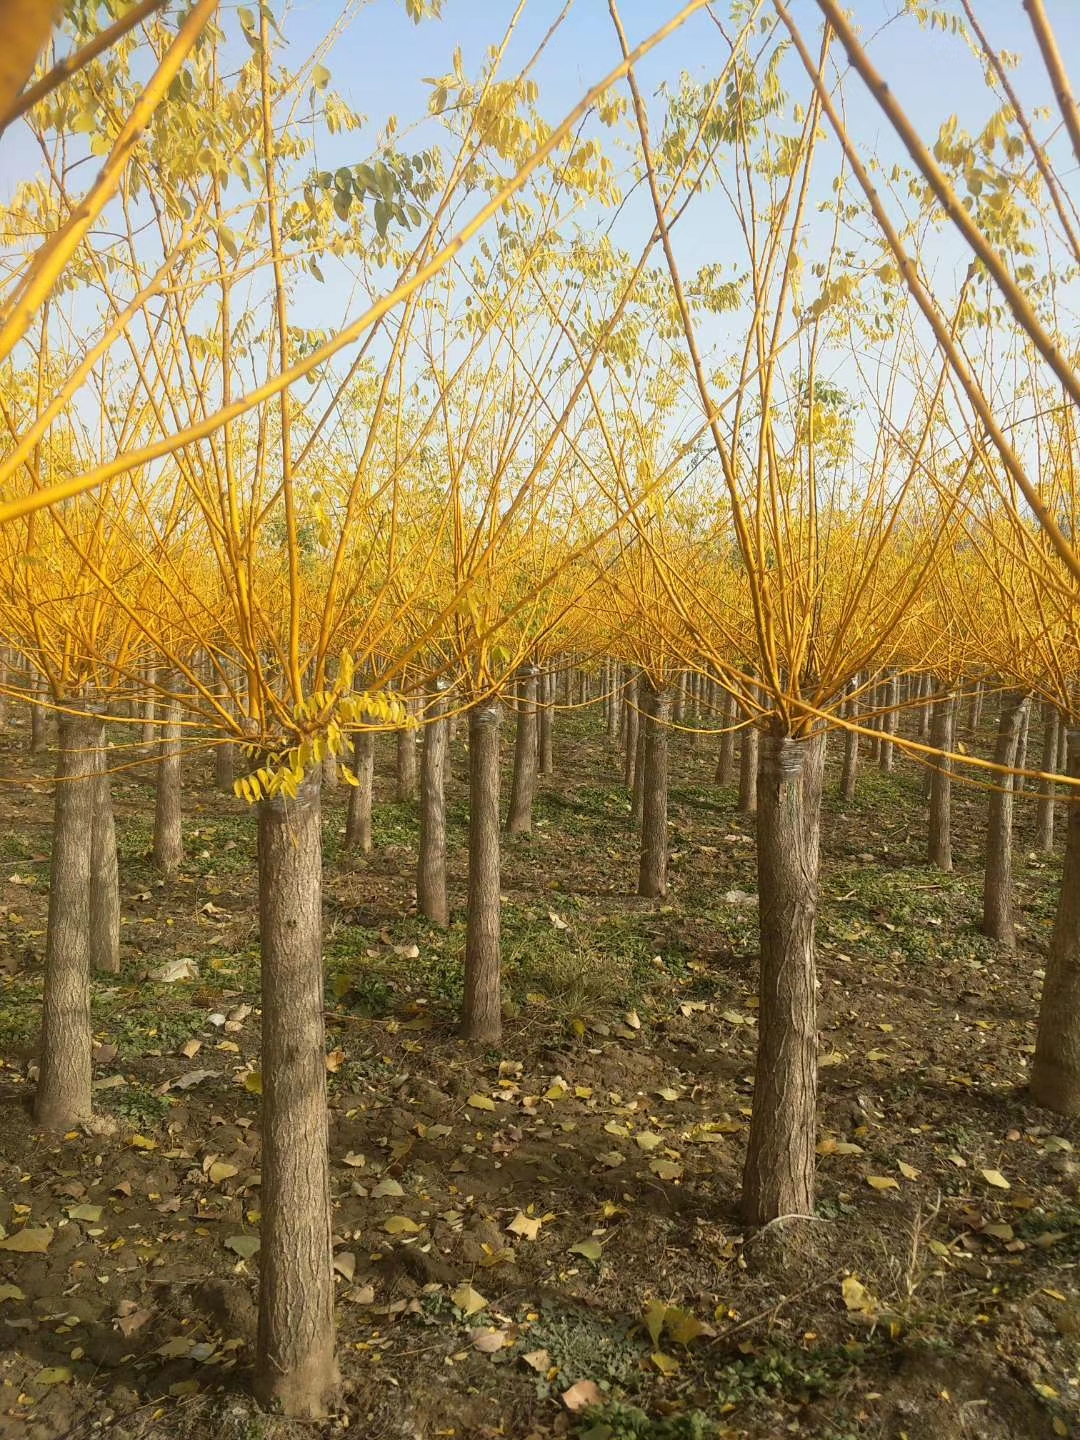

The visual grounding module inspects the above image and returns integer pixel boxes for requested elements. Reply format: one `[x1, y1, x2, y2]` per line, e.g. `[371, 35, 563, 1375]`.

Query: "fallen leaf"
[0, 1227, 52, 1253]
[466, 1093, 495, 1111]
[208, 1161, 238, 1185]
[652, 1351, 680, 1376]
[897, 1161, 920, 1181]
[33, 1367, 71, 1386]
[383, 1215, 422, 1235]
[115, 1306, 152, 1338]
[981, 1168, 1010, 1190]
[325, 1048, 346, 1073]
[333, 1251, 356, 1281]
[841, 1274, 879, 1318]
[67, 1204, 104, 1222]
[243, 1071, 262, 1095]
[635, 1131, 663, 1152]
[129, 1134, 158, 1151]
[452, 1282, 488, 1317]
[865, 1175, 899, 1191]
[372, 1176, 403, 1198]
[568, 1238, 602, 1263]
[470, 1327, 509, 1353]
[522, 1348, 550, 1372]
[0, 1284, 25, 1302]
[507, 1211, 542, 1241]
[223, 1235, 260, 1259]
[649, 1159, 684, 1180]
[562, 1379, 603, 1412]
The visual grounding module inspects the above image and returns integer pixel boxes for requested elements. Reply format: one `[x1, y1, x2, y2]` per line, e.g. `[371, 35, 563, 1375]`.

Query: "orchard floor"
[0, 706, 1079, 1440]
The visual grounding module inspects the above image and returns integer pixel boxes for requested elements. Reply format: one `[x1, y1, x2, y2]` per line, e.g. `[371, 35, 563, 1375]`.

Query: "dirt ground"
[0, 701, 1077, 1440]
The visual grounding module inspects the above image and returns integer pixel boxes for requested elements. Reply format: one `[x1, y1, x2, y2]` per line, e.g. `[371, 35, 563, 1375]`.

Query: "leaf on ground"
[466, 1093, 495, 1111]
[649, 1159, 684, 1180]
[865, 1175, 899, 1191]
[0, 1227, 52, 1253]
[562, 1379, 604, 1412]
[452, 1282, 488, 1317]
[841, 1274, 879, 1318]
[372, 1176, 403, 1198]
[115, 1305, 153, 1338]
[597, 1150, 624, 1168]
[67, 1204, 104, 1222]
[130, 1134, 158, 1151]
[383, 1215, 422, 1235]
[208, 1161, 238, 1185]
[243, 1071, 262, 1095]
[635, 1131, 663, 1152]
[569, 1238, 602, 1263]
[224, 1235, 260, 1259]
[898, 1161, 920, 1181]
[651, 1351, 679, 1376]
[981, 1168, 1010, 1190]
[33, 1367, 72, 1386]
[325, 1048, 346, 1072]
[470, 1326, 510, 1353]
[522, 1347, 550, 1372]
[507, 1211, 542, 1240]
[333, 1251, 356, 1280]
[342, 1152, 367, 1170]
[0, 1284, 26, 1301]
[655, 1087, 681, 1102]
[817, 1137, 864, 1156]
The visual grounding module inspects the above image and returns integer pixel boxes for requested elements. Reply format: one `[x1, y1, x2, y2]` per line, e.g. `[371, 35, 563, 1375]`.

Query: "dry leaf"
[522, 1348, 550, 1372]
[466, 1093, 495, 1111]
[208, 1161, 238, 1185]
[383, 1215, 422, 1235]
[507, 1211, 542, 1241]
[981, 1168, 1010, 1190]
[635, 1131, 663, 1152]
[562, 1379, 603, 1412]
[0, 1227, 52, 1253]
[470, 1327, 509, 1353]
[897, 1161, 920, 1181]
[865, 1175, 899, 1191]
[451, 1282, 488, 1317]
[325, 1048, 346, 1073]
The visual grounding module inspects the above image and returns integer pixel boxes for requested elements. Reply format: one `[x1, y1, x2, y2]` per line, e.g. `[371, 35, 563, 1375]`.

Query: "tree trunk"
[1031, 730, 1080, 1113]
[1015, 697, 1031, 792]
[417, 691, 448, 925]
[321, 748, 339, 791]
[36, 710, 99, 1129]
[213, 669, 234, 792]
[606, 661, 620, 742]
[637, 682, 671, 899]
[30, 673, 46, 755]
[254, 773, 339, 1416]
[840, 677, 859, 802]
[879, 673, 897, 773]
[462, 703, 502, 1043]
[928, 689, 955, 871]
[631, 712, 647, 828]
[1036, 704, 1060, 853]
[90, 732, 120, 975]
[345, 730, 374, 853]
[539, 665, 554, 775]
[916, 673, 932, 742]
[140, 667, 156, 750]
[982, 691, 1028, 946]
[153, 687, 184, 875]
[715, 688, 736, 785]
[623, 675, 640, 789]
[741, 730, 825, 1225]
[396, 701, 417, 803]
[738, 706, 759, 817]
[507, 666, 538, 836]
[673, 673, 685, 727]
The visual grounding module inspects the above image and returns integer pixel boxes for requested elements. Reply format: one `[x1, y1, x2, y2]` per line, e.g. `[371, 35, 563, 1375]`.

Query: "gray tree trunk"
[417, 690, 448, 925]
[928, 688, 955, 871]
[344, 731, 374, 853]
[36, 710, 99, 1129]
[1035, 704, 1060, 853]
[982, 691, 1029, 946]
[462, 703, 502, 1042]
[715, 688, 736, 785]
[254, 773, 339, 1416]
[1031, 730, 1080, 1114]
[153, 685, 183, 875]
[742, 730, 825, 1224]
[90, 731, 120, 974]
[507, 667, 538, 835]
[637, 682, 671, 898]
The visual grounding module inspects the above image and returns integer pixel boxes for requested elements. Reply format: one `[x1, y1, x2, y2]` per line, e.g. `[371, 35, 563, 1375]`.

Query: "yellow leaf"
[897, 1161, 920, 1181]
[383, 1215, 422, 1235]
[243, 1071, 262, 1095]
[130, 1135, 158, 1151]
[865, 1175, 899, 1191]
[981, 1168, 1010, 1189]
[0, 1227, 52, 1253]
[651, 1351, 679, 1376]
[452, 1282, 488, 1317]
[209, 1161, 238, 1185]
[507, 1211, 542, 1241]
[467, 1093, 495, 1111]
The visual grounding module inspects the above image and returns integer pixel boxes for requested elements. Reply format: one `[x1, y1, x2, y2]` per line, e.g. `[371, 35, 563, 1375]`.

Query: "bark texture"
[840, 679, 859, 802]
[506, 667, 538, 836]
[738, 710, 759, 817]
[344, 730, 374, 853]
[396, 708, 417, 803]
[153, 689, 184, 874]
[982, 691, 1029, 946]
[741, 730, 825, 1225]
[462, 703, 502, 1043]
[539, 666, 554, 775]
[36, 711, 100, 1129]
[1036, 704, 1060, 853]
[254, 774, 339, 1416]
[90, 734, 120, 974]
[1031, 731, 1080, 1113]
[927, 690, 955, 871]
[417, 691, 449, 926]
[623, 676, 639, 789]
[715, 689, 736, 786]
[637, 682, 671, 899]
